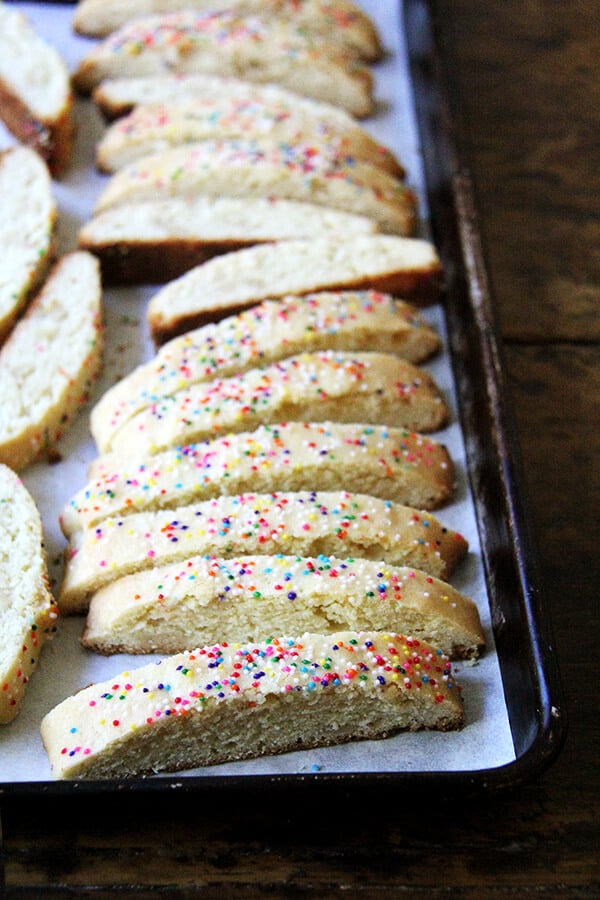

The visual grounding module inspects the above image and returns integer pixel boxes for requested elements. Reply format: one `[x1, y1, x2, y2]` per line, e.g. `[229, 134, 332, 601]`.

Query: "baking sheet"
[0, 1, 516, 785]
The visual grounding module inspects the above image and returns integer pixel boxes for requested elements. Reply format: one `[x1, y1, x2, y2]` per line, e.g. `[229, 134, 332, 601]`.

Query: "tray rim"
[0, 0, 567, 803]
[401, 0, 567, 783]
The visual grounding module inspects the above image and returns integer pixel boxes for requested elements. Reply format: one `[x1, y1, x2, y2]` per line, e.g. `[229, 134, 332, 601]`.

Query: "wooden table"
[2, 1, 598, 893]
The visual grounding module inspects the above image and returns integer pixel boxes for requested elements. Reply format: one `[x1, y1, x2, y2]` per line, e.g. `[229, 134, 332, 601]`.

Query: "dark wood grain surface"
[2, 1, 599, 894]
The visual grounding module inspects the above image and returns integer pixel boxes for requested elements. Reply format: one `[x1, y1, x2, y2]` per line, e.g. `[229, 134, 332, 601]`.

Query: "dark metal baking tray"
[401, 0, 566, 794]
[0, 0, 566, 806]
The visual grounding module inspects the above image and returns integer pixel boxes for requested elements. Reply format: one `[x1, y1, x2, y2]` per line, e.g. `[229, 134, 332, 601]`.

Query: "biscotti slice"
[83, 555, 480, 659]
[91, 292, 440, 453]
[95, 96, 402, 176]
[148, 237, 444, 343]
[0, 252, 103, 471]
[72, 10, 374, 117]
[94, 140, 416, 236]
[61, 424, 455, 538]
[41, 631, 463, 779]
[81, 555, 485, 659]
[0, 463, 58, 723]
[82, 554, 483, 659]
[94, 73, 276, 120]
[104, 351, 449, 460]
[59, 491, 463, 613]
[0, 4, 74, 175]
[0, 147, 57, 343]
[93, 73, 367, 121]
[72, 1, 381, 60]
[79, 198, 378, 285]
[73, 0, 382, 60]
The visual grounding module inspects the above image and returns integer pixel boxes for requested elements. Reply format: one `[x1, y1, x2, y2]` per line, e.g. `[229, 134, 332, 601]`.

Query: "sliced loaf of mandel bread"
[95, 96, 403, 176]
[101, 351, 449, 460]
[81, 554, 483, 659]
[72, 0, 382, 61]
[72, 10, 374, 117]
[78, 197, 378, 285]
[60, 423, 456, 538]
[0, 463, 58, 724]
[59, 491, 465, 613]
[0, 147, 57, 343]
[91, 292, 440, 453]
[147, 237, 444, 343]
[93, 140, 416, 236]
[0, 4, 74, 175]
[0, 252, 103, 471]
[41, 631, 464, 779]
[92, 73, 368, 122]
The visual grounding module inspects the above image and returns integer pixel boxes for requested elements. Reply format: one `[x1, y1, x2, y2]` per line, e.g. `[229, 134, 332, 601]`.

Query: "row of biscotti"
[68, 0, 419, 277]
[49, 65, 476, 773]
[76, 86, 419, 282]
[77, 79, 417, 280]
[0, 10, 102, 729]
[42, 356, 482, 768]
[57, 286, 482, 645]
[50, 285, 484, 776]
[71, 1, 383, 115]
[0, 229, 102, 721]
[40, 3, 481, 778]
[0, 147, 103, 470]
[62, 288, 460, 616]
[52, 488, 481, 780]
[78, 77, 417, 279]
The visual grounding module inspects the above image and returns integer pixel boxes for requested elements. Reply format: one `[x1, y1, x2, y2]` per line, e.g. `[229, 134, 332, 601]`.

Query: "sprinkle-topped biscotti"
[91, 292, 440, 453]
[72, 10, 375, 117]
[0, 252, 103, 471]
[41, 630, 464, 778]
[72, 0, 382, 61]
[59, 491, 464, 613]
[0, 147, 57, 344]
[61, 424, 455, 538]
[101, 351, 449, 460]
[0, 5, 74, 175]
[78, 197, 379, 285]
[82, 554, 482, 659]
[95, 95, 402, 175]
[0, 464, 58, 723]
[147, 237, 444, 343]
[93, 140, 416, 236]
[92, 73, 367, 122]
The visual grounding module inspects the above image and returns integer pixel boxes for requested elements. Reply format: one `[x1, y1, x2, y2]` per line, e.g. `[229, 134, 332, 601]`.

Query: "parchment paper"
[0, 1, 515, 783]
